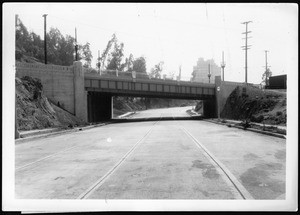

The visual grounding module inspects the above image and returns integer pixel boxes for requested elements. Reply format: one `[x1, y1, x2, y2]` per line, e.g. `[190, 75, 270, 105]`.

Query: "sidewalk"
[16, 122, 110, 143]
[223, 119, 286, 131]
[206, 118, 286, 139]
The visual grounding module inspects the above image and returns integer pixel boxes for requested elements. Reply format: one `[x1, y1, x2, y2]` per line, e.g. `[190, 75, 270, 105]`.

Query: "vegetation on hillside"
[15, 15, 92, 66]
[221, 86, 286, 125]
[16, 76, 87, 130]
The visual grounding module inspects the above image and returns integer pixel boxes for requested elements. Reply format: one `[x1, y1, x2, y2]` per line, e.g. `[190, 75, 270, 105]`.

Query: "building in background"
[267, 74, 287, 89]
[191, 58, 221, 84]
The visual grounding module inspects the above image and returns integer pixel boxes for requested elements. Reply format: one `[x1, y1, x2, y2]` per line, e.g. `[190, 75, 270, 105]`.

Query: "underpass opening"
[112, 96, 199, 120]
[87, 91, 217, 123]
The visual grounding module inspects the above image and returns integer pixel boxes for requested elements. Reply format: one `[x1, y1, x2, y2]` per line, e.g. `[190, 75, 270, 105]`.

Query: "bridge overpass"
[84, 72, 216, 122]
[16, 61, 244, 123]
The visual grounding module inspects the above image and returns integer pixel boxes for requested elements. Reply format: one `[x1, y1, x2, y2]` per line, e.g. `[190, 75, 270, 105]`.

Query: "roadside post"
[132, 71, 136, 82]
[217, 86, 220, 121]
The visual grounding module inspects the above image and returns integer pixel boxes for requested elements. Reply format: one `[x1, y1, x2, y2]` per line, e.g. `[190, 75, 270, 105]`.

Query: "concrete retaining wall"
[15, 62, 87, 122]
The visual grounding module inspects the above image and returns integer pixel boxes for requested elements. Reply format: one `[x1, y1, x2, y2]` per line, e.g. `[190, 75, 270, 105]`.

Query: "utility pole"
[15, 14, 18, 27]
[42, 14, 48, 64]
[220, 51, 226, 81]
[208, 63, 211, 83]
[241, 21, 252, 84]
[75, 28, 78, 61]
[264, 50, 270, 87]
[179, 65, 182, 81]
[98, 50, 101, 75]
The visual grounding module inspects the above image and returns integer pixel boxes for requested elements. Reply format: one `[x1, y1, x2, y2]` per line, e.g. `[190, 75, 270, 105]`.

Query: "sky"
[8, 3, 298, 84]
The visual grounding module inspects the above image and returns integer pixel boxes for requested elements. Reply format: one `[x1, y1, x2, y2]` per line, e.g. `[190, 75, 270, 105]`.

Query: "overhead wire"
[47, 9, 238, 75]
[222, 5, 231, 73]
[205, 3, 215, 63]
[153, 9, 165, 65]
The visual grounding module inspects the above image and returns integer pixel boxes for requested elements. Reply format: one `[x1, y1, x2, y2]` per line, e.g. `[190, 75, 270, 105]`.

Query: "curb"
[117, 111, 136, 119]
[186, 109, 202, 117]
[205, 119, 286, 139]
[20, 128, 62, 138]
[15, 122, 110, 144]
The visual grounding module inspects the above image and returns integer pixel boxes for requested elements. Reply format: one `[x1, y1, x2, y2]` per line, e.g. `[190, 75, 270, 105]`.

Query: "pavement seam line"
[180, 126, 254, 200]
[77, 120, 159, 199]
[16, 145, 79, 171]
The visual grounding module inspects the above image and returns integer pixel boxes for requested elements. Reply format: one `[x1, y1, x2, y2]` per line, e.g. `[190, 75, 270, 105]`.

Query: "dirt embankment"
[16, 76, 87, 131]
[221, 86, 286, 126]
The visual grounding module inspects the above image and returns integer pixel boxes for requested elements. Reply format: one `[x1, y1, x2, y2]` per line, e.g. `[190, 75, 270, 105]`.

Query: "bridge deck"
[84, 74, 216, 100]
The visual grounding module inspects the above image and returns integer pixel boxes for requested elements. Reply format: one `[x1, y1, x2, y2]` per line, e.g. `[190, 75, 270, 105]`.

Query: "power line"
[205, 4, 215, 62]
[241, 21, 252, 83]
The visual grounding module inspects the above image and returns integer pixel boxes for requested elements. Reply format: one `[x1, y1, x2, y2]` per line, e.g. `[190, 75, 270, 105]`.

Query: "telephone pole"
[75, 28, 79, 61]
[179, 65, 182, 81]
[264, 50, 270, 87]
[208, 63, 211, 83]
[241, 21, 252, 83]
[42, 14, 48, 64]
[220, 51, 226, 81]
[15, 14, 18, 27]
[98, 50, 101, 75]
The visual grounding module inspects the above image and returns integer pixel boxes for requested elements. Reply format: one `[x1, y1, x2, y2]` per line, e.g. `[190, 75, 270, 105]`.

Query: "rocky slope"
[16, 76, 87, 131]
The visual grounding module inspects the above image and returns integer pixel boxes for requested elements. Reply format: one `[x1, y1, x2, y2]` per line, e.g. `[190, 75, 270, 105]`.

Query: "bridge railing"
[84, 69, 214, 86]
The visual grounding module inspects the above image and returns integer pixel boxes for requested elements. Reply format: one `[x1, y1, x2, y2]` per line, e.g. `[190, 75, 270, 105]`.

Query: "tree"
[100, 33, 117, 70]
[121, 53, 134, 72]
[149, 61, 164, 79]
[79, 42, 93, 68]
[58, 35, 77, 66]
[16, 17, 82, 66]
[132, 56, 147, 74]
[16, 16, 39, 61]
[29, 32, 44, 61]
[46, 27, 63, 64]
[106, 41, 124, 71]
[261, 68, 272, 87]
[168, 70, 176, 80]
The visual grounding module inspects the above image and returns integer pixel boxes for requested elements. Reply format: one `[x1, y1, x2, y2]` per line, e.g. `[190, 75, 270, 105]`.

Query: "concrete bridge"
[84, 70, 216, 121]
[15, 61, 244, 123]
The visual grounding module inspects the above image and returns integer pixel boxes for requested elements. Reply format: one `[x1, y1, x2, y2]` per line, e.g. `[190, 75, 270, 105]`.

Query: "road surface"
[15, 107, 286, 199]
[127, 106, 195, 119]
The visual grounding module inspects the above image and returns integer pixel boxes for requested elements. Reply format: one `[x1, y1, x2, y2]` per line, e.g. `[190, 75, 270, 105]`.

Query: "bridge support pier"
[87, 92, 112, 122]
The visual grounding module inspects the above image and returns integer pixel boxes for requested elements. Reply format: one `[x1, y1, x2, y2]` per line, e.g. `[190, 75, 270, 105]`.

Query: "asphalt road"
[15, 107, 286, 199]
[128, 106, 195, 119]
